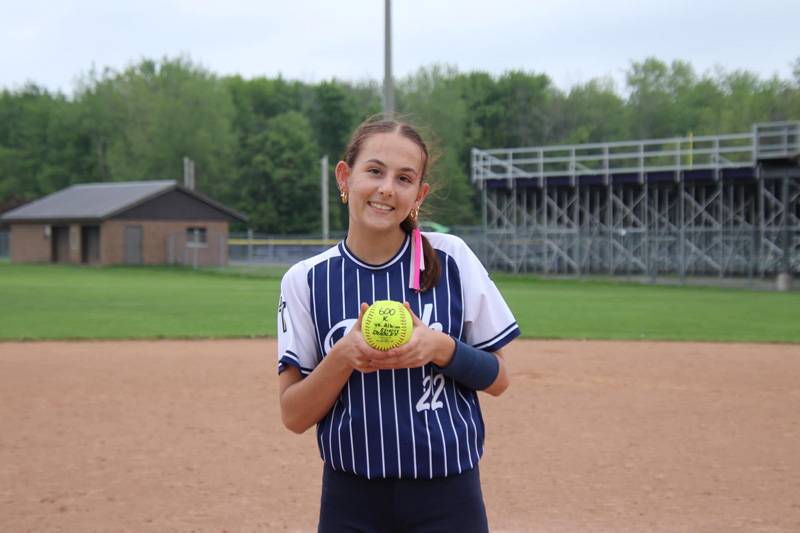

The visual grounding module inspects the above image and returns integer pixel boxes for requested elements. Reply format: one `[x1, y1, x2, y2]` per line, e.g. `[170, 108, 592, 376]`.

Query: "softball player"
[278, 117, 519, 532]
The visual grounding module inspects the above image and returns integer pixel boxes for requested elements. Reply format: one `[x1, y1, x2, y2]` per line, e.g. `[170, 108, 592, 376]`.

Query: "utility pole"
[383, 0, 394, 117]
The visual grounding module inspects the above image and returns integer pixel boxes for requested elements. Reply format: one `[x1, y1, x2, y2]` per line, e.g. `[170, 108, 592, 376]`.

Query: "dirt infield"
[1, 339, 799, 532]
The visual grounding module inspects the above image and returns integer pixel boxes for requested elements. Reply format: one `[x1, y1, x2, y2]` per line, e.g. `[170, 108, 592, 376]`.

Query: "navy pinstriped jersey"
[277, 232, 520, 479]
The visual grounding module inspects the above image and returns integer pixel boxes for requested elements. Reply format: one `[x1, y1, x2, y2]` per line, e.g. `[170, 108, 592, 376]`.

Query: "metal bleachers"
[470, 122, 800, 278]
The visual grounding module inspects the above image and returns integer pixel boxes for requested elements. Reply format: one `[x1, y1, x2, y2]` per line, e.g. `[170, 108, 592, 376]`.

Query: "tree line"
[1, 56, 798, 233]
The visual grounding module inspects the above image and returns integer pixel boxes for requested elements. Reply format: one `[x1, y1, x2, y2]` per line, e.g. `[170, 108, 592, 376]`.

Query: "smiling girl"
[277, 117, 520, 532]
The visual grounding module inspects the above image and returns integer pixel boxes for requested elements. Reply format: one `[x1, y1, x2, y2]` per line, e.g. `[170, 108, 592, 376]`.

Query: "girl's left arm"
[481, 348, 509, 396]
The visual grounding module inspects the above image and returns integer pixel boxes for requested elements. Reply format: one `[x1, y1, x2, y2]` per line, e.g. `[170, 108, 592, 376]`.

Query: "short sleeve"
[457, 242, 520, 353]
[277, 263, 320, 376]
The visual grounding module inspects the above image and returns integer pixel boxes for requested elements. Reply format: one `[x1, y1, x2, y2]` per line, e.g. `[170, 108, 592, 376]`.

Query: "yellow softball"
[361, 300, 413, 351]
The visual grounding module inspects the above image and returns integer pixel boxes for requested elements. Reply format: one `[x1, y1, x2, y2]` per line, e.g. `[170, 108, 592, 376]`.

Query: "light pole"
[321, 155, 329, 241]
[383, 0, 394, 117]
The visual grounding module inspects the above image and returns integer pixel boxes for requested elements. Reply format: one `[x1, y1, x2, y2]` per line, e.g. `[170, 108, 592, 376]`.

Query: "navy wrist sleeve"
[438, 339, 500, 390]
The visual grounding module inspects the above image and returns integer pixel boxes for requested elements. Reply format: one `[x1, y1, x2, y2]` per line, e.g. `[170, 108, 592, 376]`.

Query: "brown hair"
[343, 116, 441, 292]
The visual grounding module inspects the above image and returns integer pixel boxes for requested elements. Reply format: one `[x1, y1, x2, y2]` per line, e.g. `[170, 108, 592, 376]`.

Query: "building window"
[187, 227, 207, 246]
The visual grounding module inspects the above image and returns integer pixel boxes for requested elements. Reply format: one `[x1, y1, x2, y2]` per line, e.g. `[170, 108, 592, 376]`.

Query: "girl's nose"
[378, 176, 395, 196]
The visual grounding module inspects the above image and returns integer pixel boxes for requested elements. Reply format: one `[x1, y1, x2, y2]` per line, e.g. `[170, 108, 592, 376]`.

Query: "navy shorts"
[318, 463, 489, 533]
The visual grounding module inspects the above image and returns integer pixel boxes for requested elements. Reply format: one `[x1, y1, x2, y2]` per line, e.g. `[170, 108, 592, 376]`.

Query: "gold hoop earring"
[409, 207, 418, 222]
[340, 191, 348, 204]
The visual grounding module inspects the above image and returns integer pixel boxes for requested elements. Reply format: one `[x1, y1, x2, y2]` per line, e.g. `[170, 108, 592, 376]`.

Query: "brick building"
[0, 181, 246, 267]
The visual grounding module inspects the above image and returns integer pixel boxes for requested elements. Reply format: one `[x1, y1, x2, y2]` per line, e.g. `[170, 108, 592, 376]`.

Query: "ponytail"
[400, 218, 441, 292]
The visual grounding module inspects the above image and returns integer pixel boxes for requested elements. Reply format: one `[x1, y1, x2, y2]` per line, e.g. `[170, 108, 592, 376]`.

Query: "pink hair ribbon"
[409, 228, 425, 291]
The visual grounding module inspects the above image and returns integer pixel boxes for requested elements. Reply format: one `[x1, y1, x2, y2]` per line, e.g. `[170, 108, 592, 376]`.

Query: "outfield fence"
[226, 228, 489, 267]
[228, 231, 346, 266]
[227, 229, 487, 267]
[226, 226, 796, 290]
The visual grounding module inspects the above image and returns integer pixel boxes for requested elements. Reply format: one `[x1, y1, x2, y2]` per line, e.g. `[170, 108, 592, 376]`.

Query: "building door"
[51, 226, 69, 263]
[81, 225, 100, 264]
[123, 225, 143, 265]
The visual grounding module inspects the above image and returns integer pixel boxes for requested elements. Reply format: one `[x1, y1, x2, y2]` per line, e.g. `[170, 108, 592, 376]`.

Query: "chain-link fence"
[237, 226, 791, 290]
[228, 231, 346, 266]
[225, 230, 490, 268]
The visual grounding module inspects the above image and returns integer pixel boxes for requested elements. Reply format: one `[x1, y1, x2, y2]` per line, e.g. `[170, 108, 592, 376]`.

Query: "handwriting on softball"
[323, 303, 442, 355]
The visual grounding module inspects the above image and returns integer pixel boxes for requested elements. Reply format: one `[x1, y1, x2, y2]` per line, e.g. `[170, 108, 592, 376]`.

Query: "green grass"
[494, 274, 800, 343]
[0, 263, 280, 340]
[0, 263, 798, 342]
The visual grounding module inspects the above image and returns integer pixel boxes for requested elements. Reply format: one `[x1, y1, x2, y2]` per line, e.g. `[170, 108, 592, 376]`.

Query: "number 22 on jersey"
[416, 372, 445, 412]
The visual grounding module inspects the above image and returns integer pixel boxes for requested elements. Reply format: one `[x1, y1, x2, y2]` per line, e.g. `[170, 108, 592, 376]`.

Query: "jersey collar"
[339, 233, 410, 271]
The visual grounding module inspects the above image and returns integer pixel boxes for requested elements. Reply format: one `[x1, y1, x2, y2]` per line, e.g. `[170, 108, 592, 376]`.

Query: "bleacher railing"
[472, 121, 800, 184]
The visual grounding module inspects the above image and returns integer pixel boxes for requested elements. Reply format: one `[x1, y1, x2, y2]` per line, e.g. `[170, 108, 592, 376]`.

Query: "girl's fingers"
[371, 359, 405, 370]
[403, 301, 426, 327]
[383, 333, 419, 358]
[353, 302, 369, 328]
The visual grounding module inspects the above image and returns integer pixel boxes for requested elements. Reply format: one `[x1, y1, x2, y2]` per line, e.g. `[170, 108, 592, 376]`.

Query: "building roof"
[0, 180, 247, 223]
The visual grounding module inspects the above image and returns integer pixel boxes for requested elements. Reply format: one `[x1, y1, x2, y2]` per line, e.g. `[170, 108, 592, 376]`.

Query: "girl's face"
[337, 132, 430, 236]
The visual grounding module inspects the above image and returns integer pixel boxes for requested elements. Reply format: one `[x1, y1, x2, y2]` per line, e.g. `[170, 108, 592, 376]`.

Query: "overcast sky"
[2, 0, 798, 95]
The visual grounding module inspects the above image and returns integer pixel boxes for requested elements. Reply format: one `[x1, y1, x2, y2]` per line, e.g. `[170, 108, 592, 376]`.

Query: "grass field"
[1, 263, 798, 342]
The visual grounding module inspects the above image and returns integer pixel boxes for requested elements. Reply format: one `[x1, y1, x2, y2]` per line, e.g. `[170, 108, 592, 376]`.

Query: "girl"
[277, 117, 519, 532]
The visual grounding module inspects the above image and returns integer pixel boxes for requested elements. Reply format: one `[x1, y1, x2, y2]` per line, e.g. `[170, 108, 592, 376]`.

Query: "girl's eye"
[368, 168, 381, 175]
[399, 175, 412, 183]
